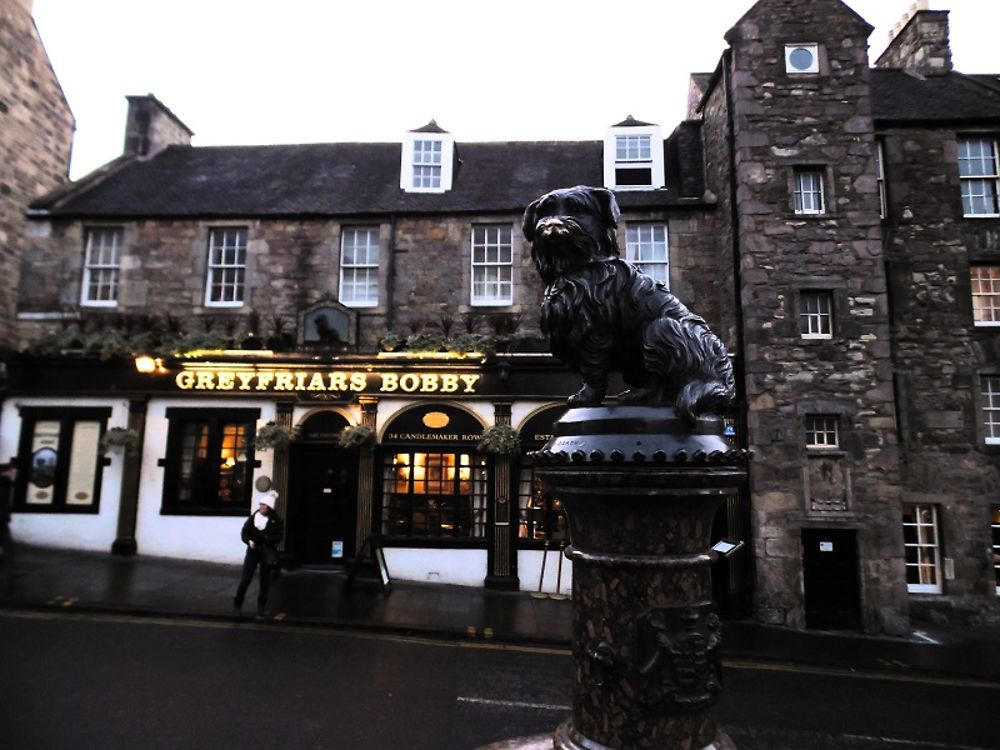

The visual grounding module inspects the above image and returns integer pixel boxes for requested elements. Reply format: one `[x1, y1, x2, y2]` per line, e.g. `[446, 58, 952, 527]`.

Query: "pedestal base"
[476, 722, 737, 750]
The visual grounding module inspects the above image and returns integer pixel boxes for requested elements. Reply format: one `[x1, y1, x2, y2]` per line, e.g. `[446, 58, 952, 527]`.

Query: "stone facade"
[0, 0, 74, 346]
[880, 123, 1000, 625]
[875, 10, 952, 76]
[720, 0, 906, 633]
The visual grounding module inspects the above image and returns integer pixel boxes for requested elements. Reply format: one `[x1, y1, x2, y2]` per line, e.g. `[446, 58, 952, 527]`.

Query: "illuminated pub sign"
[173, 367, 481, 395]
[381, 405, 485, 445]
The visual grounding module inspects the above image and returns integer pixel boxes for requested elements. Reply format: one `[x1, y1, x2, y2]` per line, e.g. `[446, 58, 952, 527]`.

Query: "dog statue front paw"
[567, 384, 605, 407]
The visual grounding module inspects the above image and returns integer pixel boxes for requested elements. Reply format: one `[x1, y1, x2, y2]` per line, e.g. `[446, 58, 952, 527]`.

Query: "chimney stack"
[876, 4, 952, 77]
[123, 94, 193, 159]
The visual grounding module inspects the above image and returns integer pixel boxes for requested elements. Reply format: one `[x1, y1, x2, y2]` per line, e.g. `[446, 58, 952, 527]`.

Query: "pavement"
[2, 544, 999, 683]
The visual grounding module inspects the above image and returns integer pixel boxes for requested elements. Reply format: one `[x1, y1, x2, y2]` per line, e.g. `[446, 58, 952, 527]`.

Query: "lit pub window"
[381, 451, 488, 538]
[162, 409, 258, 514]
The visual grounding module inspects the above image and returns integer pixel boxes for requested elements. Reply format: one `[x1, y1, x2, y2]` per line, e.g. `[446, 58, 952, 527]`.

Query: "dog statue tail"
[675, 377, 734, 425]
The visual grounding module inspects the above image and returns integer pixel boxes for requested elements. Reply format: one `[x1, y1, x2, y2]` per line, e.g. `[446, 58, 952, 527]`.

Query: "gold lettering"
[256, 373, 274, 390]
[176, 371, 195, 389]
[295, 372, 308, 390]
[216, 372, 236, 390]
[350, 372, 367, 391]
[329, 372, 348, 391]
[460, 374, 481, 393]
[237, 372, 255, 391]
[275, 372, 295, 391]
[440, 374, 459, 393]
[399, 374, 420, 392]
[420, 374, 439, 393]
[195, 372, 215, 390]
[380, 373, 399, 392]
[307, 373, 326, 391]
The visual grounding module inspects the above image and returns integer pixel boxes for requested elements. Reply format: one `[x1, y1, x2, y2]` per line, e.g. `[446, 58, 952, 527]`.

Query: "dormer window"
[603, 116, 664, 191]
[401, 121, 455, 193]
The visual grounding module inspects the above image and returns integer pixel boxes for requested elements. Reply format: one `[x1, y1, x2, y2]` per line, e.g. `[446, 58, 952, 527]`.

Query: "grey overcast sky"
[31, 0, 1000, 180]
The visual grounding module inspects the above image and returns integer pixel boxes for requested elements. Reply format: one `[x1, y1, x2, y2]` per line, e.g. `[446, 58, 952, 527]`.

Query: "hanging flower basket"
[253, 421, 292, 452]
[477, 424, 520, 455]
[99, 427, 140, 456]
[339, 424, 376, 450]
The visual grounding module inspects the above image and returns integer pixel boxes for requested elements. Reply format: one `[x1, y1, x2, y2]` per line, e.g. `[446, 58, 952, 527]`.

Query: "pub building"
[1, 349, 587, 592]
[5, 93, 753, 601]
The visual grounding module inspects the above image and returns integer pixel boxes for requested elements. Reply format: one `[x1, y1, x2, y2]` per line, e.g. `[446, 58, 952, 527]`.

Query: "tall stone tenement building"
[3, 0, 999, 635]
[0, 0, 74, 346]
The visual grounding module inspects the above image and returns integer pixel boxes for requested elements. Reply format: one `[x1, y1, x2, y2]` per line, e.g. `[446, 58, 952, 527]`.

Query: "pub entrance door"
[287, 412, 359, 565]
[801, 528, 862, 630]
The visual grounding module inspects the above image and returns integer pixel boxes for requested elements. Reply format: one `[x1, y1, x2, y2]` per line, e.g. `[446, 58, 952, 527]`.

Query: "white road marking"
[457, 696, 570, 712]
[842, 734, 996, 750]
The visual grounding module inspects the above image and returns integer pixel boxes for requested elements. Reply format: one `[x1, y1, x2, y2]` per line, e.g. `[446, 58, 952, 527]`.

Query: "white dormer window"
[401, 121, 455, 193]
[603, 116, 665, 191]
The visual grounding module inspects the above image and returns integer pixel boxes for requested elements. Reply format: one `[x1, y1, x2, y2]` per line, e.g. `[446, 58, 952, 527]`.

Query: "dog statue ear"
[592, 187, 621, 229]
[522, 198, 540, 242]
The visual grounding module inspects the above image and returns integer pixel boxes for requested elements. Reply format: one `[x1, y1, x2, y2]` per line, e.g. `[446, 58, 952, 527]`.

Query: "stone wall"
[16, 208, 726, 355]
[882, 124, 1000, 626]
[724, 0, 907, 634]
[875, 10, 952, 76]
[0, 0, 74, 346]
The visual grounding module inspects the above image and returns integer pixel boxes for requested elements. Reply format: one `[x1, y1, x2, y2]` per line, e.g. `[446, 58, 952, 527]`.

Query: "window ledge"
[81, 300, 119, 308]
[204, 301, 246, 309]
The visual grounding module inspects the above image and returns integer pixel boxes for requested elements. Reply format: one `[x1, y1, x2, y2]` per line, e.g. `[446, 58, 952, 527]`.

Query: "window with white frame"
[793, 168, 825, 215]
[971, 265, 1000, 326]
[785, 44, 820, 74]
[958, 137, 999, 217]
[800, 290, 833, 339]
[413, 140, 442, 189]
[625, 224, 669, 286]
[81, 228, 123, 306]
[902, 504, 943, 594]
[471, 225, 513, 305]
[603, 120, 665, 190]
[991, 506, 1000, 595]
[981, 376, 1000, 444]
[805, 415, 839, 449]
[876, 141, 887, 220]
[339, 227, 379, 307]
[205, 227, 247, 306]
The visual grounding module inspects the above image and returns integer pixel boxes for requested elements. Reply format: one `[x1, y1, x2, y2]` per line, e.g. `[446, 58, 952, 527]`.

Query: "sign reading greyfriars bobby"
[482, 188, 748, 750]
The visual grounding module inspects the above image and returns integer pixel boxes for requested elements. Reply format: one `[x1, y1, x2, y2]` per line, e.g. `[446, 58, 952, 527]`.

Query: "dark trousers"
[234, 546, 271, 607]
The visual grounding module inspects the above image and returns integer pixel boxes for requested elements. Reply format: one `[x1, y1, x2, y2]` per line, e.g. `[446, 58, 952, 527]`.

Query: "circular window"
[789, 47, 816, 72]
[30, 447, 58, 488]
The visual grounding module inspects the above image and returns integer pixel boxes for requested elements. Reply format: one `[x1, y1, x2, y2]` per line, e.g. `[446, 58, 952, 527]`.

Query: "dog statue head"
[522, 186, 621, 285]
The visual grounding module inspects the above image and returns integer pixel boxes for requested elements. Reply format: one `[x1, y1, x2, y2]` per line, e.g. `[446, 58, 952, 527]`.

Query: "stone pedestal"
[530, 406, 748, 750]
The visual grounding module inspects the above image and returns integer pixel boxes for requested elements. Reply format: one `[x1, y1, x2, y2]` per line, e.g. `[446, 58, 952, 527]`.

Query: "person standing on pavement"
[234, 489, 283, 617]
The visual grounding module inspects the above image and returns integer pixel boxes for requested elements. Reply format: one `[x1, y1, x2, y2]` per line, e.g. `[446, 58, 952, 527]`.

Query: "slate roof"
[32, 140, 704, 219]
[872, 69, 1000, 124]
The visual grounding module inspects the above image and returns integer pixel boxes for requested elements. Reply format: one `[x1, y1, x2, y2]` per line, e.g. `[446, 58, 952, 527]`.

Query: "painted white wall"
[133, 398, 276, 563]
[518, 549, 573, 595]
[1, 397, 129, 552]
[383, 547, 487, 586]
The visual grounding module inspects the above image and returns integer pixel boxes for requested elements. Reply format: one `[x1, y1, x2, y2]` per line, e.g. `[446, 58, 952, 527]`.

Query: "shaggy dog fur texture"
[522, 185, 735, 422]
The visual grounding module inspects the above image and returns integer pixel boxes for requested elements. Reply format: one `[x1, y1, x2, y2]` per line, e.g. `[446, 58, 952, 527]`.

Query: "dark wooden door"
[801, 528, 862, 630]
[289, 444, 358, 564]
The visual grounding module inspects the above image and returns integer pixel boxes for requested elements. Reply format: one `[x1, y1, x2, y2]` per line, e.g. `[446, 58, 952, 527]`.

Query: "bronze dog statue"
[522, 185, 735, 422]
